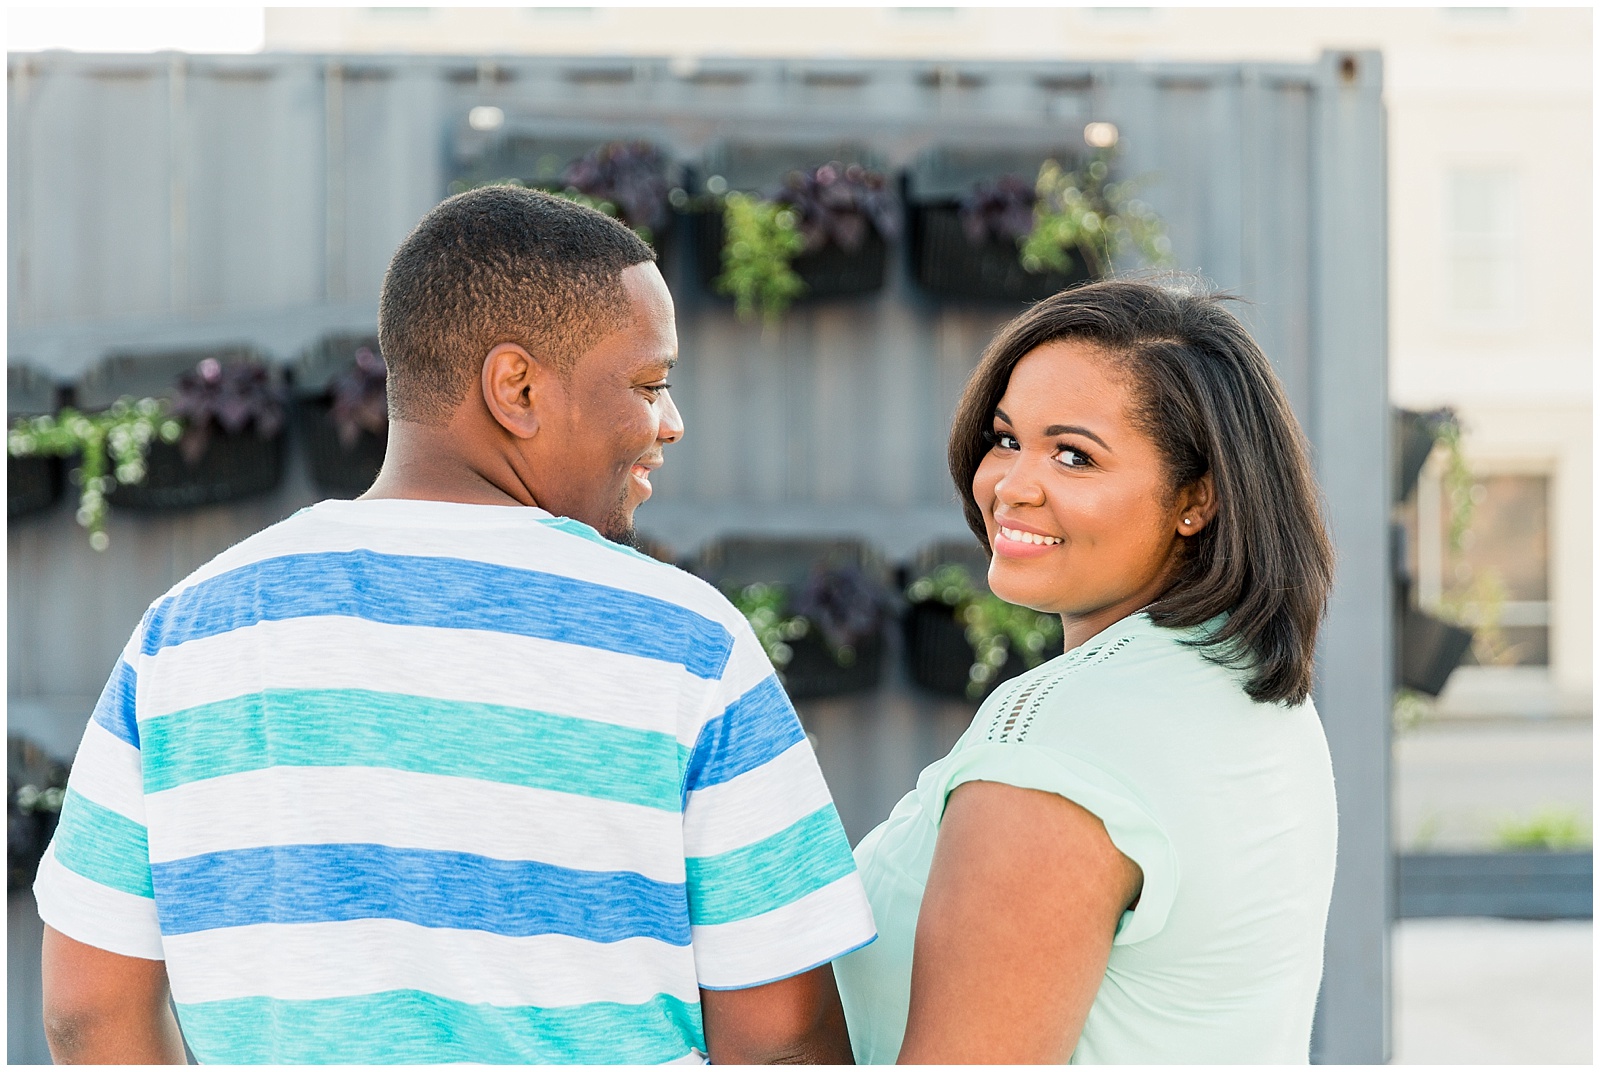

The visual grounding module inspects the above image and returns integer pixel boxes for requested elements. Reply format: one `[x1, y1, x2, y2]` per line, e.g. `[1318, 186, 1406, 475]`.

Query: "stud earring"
[1183, 517, 1192, 526]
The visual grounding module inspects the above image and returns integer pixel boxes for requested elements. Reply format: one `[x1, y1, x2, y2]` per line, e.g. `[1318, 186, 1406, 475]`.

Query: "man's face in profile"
[533, 262, 683, 545]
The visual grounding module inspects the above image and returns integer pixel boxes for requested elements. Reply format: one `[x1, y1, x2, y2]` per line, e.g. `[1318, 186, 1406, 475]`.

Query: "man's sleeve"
[680, 616, 877, 990]
[33, 624, 165, 960]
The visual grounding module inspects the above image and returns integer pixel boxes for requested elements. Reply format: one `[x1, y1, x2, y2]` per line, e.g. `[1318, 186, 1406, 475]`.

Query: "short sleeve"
[679, 614, 876, 990]
[33, 624, 164, 960]
[924, 741, 1179, 946]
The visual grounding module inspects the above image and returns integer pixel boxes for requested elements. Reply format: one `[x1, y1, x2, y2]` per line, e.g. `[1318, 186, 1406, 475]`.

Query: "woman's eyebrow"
[1044, 424, 1112, 452]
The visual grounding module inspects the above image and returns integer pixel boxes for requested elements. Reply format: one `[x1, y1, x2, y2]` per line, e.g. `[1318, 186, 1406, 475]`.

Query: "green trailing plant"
[730, 582, 812, 672]
[729, 566, 891, 675]
[1420, 410, 1526, 666]
[8, 399, 182, 550]
[715, 192, 808, 324]
[1020, 151, 1173, 278]
[1494, 807, 1591, 851]
[906, 563, 1063, 699]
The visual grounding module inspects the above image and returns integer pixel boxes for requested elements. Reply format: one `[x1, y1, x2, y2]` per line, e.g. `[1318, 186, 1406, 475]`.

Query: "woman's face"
[973, 338, 1207, 643]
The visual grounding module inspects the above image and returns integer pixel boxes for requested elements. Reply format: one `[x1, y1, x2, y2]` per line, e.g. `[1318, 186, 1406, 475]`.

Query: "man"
[35, 186, 876, 1064]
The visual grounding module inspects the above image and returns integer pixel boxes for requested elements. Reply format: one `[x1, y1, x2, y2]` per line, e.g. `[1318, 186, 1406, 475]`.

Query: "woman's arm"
[897, 779, 1142, 1064]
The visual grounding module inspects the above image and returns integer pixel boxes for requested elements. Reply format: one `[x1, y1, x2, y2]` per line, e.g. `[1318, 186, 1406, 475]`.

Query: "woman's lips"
[993, 523, 1064, 558]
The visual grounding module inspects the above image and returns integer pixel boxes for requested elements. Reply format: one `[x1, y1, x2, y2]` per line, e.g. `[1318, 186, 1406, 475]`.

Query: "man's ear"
[480, 342, 549, 440]
[1175, 471, 1218, 537]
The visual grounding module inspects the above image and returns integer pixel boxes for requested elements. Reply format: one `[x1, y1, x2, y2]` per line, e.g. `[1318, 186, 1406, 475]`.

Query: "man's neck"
[359, 418, 538, 508]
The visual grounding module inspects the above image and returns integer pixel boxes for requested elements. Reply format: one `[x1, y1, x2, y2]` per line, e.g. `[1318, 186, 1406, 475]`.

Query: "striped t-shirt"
[34, 498, 876, 1064]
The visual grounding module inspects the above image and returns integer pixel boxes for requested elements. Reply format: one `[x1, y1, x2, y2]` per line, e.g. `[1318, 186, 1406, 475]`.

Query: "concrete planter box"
[1398, 851, 1593, 920]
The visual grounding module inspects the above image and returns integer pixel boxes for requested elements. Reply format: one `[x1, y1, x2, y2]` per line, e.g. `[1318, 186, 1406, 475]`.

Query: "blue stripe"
[139, 550, 734, 679]
[683, 676, 806, 794]
[91, 659, 140, 749]
[150, 843, 690, 943]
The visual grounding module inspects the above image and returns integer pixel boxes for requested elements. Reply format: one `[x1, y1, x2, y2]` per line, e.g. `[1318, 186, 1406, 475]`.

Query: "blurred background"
[6, 5, 1591, 1065]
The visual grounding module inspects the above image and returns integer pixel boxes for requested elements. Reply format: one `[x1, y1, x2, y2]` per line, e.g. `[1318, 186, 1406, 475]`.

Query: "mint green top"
[835, 612, 1337, 1064]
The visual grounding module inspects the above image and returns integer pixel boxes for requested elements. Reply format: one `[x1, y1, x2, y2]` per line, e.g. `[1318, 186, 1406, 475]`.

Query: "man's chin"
[598, 507, 641, 549]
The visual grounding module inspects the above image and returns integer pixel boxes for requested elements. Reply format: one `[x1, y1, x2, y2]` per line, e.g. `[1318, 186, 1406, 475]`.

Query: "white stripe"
[713, 617, 789, 707]
[691, 874, 877, 990]
[145, 766, 686, 882]
[157, 501, 744, 636]
[666, 1050, 708, 1064]
[682, 742, 834, 858]
[33, 847, 165, 960]
[64, 718, 147, 824]
[162, 919, 699, 1006]
[137, 616, 716, 746]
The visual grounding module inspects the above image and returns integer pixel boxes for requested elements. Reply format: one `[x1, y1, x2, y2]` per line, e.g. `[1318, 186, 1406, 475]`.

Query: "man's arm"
[41, 925, 187, 1065]
[700, 963, 854, 1064]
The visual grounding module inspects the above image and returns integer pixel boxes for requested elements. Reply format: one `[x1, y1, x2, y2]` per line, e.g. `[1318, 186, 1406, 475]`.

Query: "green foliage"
[907, 563, 1062, 699]
[715, 193, 808, 324]
[729, 582, 811, 671]
[1494, 807, 1591, 851]
[8, 399, 181, 551]
[1020, 152, 1173, 279]
[1392, 687, 1436, 734]
[1424, 412, 1526, 666]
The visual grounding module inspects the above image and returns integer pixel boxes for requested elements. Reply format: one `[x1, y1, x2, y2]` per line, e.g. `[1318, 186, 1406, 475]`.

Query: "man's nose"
[657, 388, 685, 445]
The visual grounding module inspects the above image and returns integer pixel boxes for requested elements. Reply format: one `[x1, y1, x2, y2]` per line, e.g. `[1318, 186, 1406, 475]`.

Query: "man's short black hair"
[378, 184, 656, 423]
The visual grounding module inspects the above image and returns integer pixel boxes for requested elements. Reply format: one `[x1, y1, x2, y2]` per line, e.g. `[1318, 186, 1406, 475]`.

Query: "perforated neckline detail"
[984, 633, 1140, 744]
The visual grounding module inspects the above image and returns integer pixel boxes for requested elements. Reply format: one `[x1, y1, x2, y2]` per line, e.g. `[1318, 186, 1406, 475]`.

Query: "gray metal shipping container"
[7, 51, 1389, 1062]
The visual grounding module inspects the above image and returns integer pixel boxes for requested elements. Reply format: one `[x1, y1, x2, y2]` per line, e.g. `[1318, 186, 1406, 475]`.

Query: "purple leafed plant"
[791, 564, 892, 661]
[329, 346, 389, 449]
[957, 174, 1038, 246]
[561, 141, 673, 234]
[772, 162, 900, 255]
[169, 358, 286, 466]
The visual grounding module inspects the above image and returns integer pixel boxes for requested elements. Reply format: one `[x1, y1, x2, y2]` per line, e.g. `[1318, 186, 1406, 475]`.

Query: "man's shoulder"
[143, 500, 750, 643]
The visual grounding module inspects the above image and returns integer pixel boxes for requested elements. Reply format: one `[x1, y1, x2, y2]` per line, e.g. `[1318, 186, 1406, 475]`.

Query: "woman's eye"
[986, 430, 1020, 452]
[1055, 446, 1093, 469]
[641, 383, 672, 398]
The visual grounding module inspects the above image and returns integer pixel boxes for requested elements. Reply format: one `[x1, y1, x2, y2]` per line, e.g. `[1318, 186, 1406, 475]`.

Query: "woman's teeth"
[1000, 526, 1062, 546]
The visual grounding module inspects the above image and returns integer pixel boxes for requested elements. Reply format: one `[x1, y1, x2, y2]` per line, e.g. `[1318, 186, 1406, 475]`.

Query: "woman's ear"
[1175, 471, 1218, 537]
[480, 342, 546, 440]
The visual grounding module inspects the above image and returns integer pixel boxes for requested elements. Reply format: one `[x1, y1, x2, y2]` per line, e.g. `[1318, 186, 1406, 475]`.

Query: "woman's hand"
[897, 780, 1142, 1064]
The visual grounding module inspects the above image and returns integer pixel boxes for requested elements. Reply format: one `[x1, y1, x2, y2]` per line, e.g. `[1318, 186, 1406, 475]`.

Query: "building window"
[1415, 468, 1551, 667]
[1444, 167, 1519, 322]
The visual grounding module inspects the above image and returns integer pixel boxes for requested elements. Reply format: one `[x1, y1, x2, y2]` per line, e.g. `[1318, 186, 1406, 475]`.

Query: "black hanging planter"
[109, 430, 284, 510]
[296, 396, 386, 498]
[903, 600, 1059, 701]
[8, 737, 69, 893]
[910, 203, 1090, 302]
[693, 210, 888, 302]
[782, 631, 885, 701]
[8, 454, 62, 520]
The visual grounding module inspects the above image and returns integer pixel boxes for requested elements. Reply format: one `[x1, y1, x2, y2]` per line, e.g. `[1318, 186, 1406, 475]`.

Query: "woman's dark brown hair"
[949, 277, 1334, 705]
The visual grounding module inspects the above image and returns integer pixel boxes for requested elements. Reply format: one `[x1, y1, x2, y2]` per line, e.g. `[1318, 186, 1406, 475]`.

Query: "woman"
[835, 279, 1338, 1063]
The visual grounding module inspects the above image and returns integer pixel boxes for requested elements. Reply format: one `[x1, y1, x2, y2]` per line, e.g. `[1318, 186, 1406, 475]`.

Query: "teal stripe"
[52, 788, 153, 899]
[176, 990, 703, 1064]
[540, 517, 657, 562]
[686, 804, 857, 926]
[141, 689, 688, 810]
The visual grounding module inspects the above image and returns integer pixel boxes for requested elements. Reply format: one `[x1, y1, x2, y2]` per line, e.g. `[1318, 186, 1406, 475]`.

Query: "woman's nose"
[994, 454, 1046, 507]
